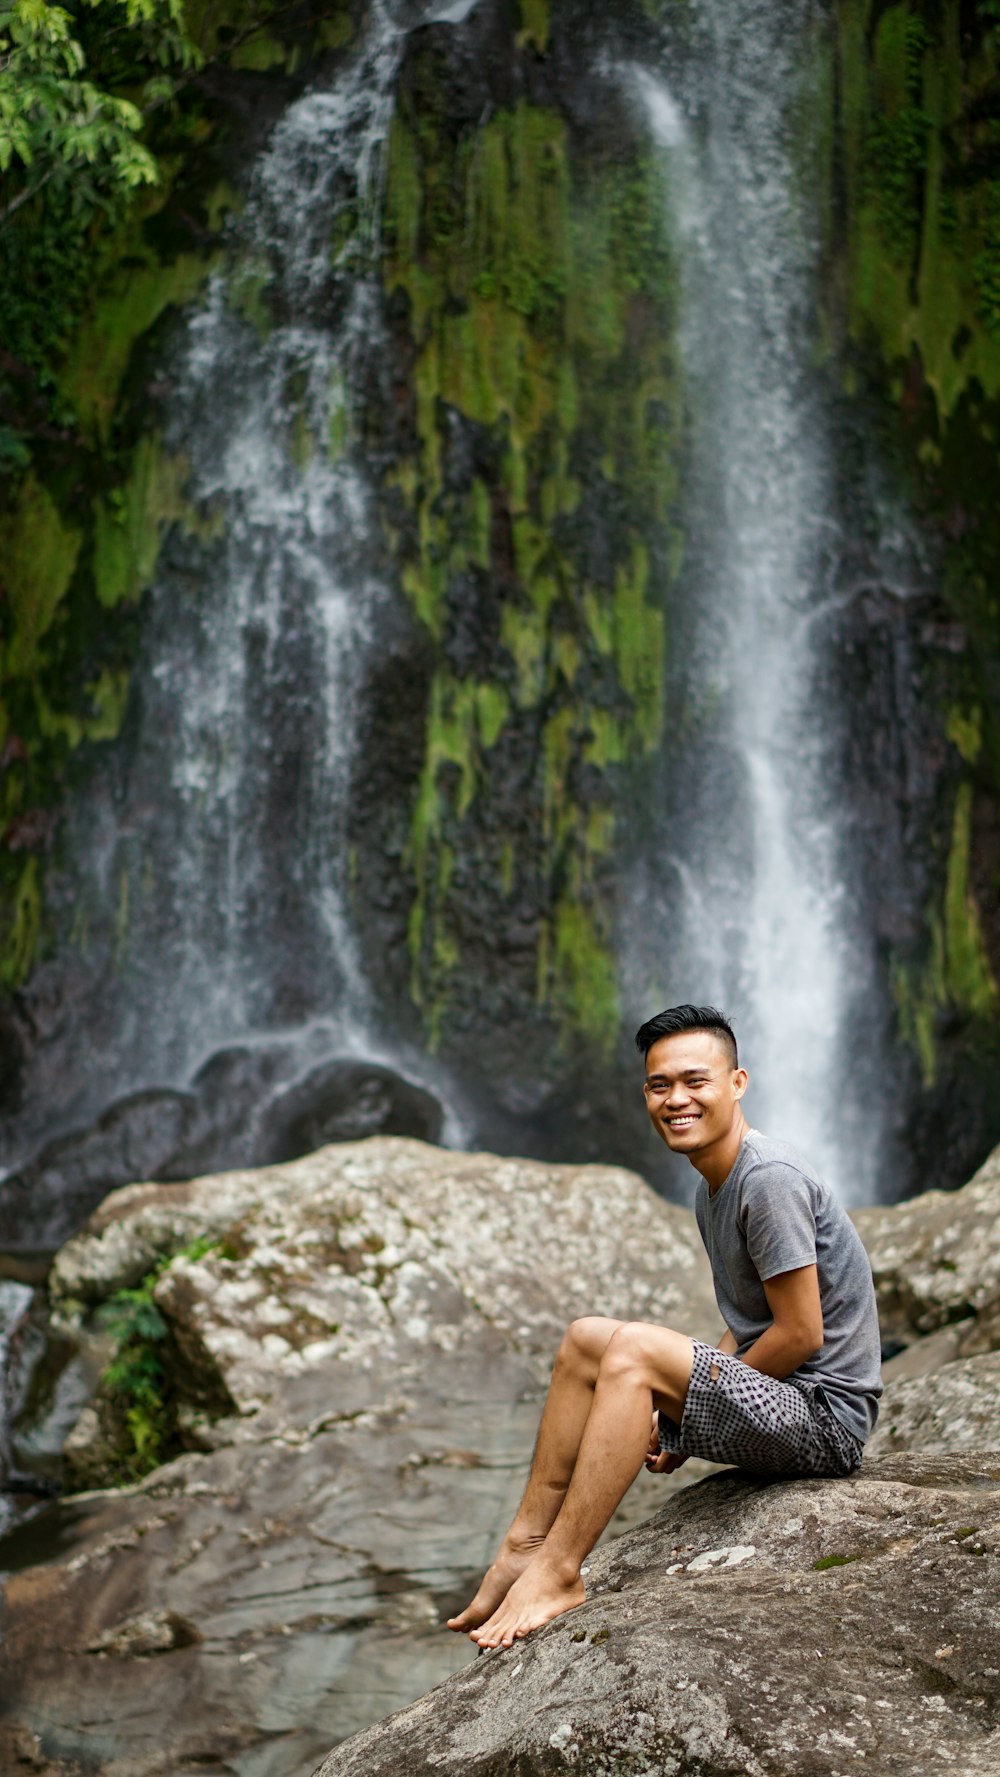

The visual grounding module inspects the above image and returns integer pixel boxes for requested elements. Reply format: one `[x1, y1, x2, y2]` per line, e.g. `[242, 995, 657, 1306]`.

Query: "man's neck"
[690, 1111, 750, 1193]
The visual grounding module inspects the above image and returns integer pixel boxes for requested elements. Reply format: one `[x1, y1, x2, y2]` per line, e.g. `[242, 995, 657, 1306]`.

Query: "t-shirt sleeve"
[739, 1163, 818, 1282]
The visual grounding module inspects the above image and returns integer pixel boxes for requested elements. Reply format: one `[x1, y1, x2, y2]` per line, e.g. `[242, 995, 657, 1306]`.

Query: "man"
[447, 1003, 882, 1650]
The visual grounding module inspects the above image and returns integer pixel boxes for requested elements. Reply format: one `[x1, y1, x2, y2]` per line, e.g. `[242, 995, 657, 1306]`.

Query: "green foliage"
[95, 1235, 225, 1480]
[0, 0, 200, 227]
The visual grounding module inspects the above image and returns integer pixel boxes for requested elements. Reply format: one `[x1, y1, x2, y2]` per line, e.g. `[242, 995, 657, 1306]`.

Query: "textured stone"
[868, 1353, 1000, 1460]
[0, 1138, 718, 1777]
[317, 1455, 1000, 1777]
[852, 1143, 1000, 1341]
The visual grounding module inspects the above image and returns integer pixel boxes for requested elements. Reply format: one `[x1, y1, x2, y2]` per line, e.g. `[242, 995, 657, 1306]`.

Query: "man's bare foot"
[470, 1557, 586, 1648]
[446, 1537, 540, 1632]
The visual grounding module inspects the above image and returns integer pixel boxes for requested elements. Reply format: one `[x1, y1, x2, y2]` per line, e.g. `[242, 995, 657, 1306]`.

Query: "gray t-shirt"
[695, 1129, 882, 1442]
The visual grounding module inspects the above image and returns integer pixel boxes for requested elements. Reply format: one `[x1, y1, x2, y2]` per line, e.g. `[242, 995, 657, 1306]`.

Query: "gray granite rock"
[853, 1142, 1000, 1342]
[316, 1454, 1000, 1777]
[0, 1138, 718, 1777]
[868, 1352, 1000, 1459]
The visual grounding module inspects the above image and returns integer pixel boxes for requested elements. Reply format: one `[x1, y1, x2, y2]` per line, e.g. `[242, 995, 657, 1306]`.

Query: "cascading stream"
[630, 0, 880, 1202]
[59, 3, 459, 1119]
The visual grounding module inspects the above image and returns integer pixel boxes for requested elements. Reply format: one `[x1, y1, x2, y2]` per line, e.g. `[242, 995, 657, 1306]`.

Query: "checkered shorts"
[657, 1339, 864, 1479]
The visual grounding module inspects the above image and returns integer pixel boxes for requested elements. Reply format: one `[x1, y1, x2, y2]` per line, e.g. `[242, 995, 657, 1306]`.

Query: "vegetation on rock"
[377, 26, 682, 1058]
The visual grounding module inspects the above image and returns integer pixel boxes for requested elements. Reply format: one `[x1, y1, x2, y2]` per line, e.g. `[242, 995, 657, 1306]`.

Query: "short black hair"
[634, 1004, 738, 1069]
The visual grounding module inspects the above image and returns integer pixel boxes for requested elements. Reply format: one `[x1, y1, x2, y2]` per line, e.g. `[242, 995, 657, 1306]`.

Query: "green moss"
[61, 242, 213, 446]
[92, 435, 197, 609]
[550, 898, 619, 1051]
[35, 669, 131, 748]
[382, 75, 681, 1052]
[0, 476, 83, 678]
[840, 0, 1000, 412]
[476, 683, 510, 749]
[229, 29, 289, 72]
[892, 937, 945, 1087]
[944, 782, 998, 1017]
[227, 260, 274, 339]
[318, 14, 355, 51]
[517, 0, 549, 53]
[0, 856, 40, 990]
[946, 707, 982, 766]
[892, 779, 998, 1083]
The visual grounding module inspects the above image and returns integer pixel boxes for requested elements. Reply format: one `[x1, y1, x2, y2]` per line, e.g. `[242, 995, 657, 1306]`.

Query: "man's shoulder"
[736, 1129, 826, 1193]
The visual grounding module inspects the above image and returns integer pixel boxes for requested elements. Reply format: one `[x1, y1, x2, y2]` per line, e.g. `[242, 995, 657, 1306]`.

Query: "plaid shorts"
[658, 1339, 864, 1479]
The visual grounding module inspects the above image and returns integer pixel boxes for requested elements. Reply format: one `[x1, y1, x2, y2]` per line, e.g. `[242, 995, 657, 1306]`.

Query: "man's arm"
[738, 1264, 823, 1379]
[646, 1271, 822, 1476]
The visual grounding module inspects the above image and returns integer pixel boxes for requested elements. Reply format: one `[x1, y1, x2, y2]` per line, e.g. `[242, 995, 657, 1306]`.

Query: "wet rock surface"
[0, 1138, 717, 1777]
[0, 1051, 446, 1258]
[319, 1454, 1000, 1777]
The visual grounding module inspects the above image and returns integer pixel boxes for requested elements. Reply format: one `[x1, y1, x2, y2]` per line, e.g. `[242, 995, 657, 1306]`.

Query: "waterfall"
[628, 1, 880, 1203]
[53, 3, 467, 1134]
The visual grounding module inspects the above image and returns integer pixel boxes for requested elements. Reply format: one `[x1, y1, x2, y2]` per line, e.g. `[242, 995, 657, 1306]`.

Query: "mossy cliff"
[352, 5, 681, 1116]
[828, 0, 1000, 1183]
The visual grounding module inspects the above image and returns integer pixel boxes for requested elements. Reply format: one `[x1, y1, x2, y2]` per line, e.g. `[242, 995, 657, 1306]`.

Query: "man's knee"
[599, 1322, 688, 1383]
[557, 1316, 619, 1373]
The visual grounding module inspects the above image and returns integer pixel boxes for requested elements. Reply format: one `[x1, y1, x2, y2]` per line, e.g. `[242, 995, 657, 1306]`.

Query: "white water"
[54, 5, 470, 1144]
[630, 2, 878, 1202]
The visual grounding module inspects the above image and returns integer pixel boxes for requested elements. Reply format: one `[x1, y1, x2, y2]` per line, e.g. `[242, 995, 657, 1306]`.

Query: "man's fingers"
[644, 1449, 689, 1474]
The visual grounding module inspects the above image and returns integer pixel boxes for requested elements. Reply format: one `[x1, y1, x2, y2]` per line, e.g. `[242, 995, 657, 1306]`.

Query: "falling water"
[628, 1, 879, 1202]
[53, 5, 468, 1127]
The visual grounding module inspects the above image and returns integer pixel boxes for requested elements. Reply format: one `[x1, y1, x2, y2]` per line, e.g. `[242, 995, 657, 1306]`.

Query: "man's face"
[642, 1030, 748, 1157]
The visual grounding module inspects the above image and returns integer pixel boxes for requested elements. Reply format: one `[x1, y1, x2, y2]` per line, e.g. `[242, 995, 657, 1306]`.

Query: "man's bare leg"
[472, 1323, 694, 1647]
[446, 1316, 623, 1632]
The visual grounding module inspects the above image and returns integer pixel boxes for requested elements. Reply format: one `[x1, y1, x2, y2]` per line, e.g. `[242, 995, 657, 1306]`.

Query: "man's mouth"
[665, 1114, 700, 1130]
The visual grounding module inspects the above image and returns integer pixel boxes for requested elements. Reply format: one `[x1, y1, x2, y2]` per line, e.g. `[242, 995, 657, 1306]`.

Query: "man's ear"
[732, 1067, 749, 1101]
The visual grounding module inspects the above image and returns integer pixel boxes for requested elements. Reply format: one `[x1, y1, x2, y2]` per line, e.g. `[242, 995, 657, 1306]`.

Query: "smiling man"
[448, 1003, 883, 1651]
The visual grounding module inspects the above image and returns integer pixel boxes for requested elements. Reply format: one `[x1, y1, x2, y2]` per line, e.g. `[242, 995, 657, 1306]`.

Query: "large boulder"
[0, 1138, 717, 1777]
[318, 1453, 1000, 1777]
[869, 1352, 1000, 1459]
[852, 1142, 1000, 1344]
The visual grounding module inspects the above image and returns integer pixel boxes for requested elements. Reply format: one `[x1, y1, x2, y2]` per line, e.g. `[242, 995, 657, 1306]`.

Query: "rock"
[852, 1143, 1000, 1343]
[868, 1353, 1000, 1459]
[318, 1454, 1000, 1777]
[0, 1138, 718, 1777]
[0, 1090, 199, 1257]
[259, 1059, 444, 1161]
[165, 1041, 302, 1177]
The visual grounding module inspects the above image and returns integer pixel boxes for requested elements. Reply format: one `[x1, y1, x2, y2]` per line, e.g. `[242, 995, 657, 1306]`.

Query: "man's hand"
[644, 1409, 689, 1475]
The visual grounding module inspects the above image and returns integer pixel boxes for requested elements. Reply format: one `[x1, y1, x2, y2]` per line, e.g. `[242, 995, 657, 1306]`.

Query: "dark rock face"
[260, 1059, 444, 1160]
[318, 1454, 1000, 1777]
[0, 1090, 199, 1256]
[0, 1051, 447, 1257]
